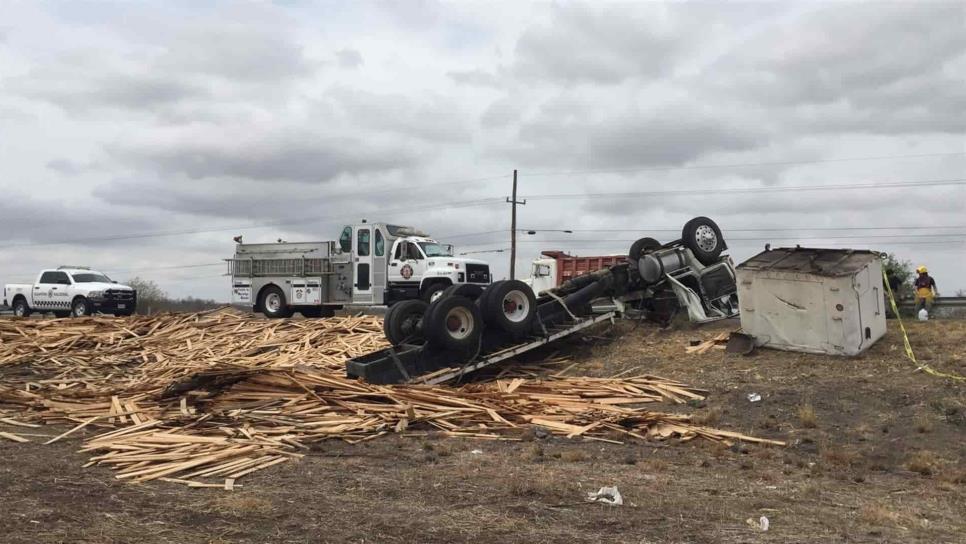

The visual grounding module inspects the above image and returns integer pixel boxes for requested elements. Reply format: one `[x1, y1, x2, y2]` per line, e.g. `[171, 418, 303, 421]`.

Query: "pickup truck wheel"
[425, 295, 482, 352]
[628, 237, 662, 269]
[682, 216, 724, 266]
[71, 297, 92, 317]
[384, 299, 428, 345]
[12, 298, 31, 318]
[260, 286, 293, 319]
[53, 311, 71, 319]
[482, 280, 537, 335]
[421, 283, 448, 303]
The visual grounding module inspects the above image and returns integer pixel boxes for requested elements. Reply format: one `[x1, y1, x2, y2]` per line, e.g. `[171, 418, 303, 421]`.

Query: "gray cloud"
[502, 97, 761, 169]
[46, 158, 98, 175]
[8, 62, 210, 113]
[336, 48, 364, 69]
[448, 69, 501, 88]
[0, 194, 165, 247]
[113, 133, 419, 183]
[324, 87, 474, 143]
[2, 2, 964, 298]
[153, 24, 313, 82]
[512, 4, 683, 85]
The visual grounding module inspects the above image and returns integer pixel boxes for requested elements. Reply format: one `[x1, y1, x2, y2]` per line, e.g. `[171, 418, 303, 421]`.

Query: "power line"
[441, 225, 966, 240]
[464, 233, 966, 245]
[521, 151, 966, 177]
[521, 178, 966, 200]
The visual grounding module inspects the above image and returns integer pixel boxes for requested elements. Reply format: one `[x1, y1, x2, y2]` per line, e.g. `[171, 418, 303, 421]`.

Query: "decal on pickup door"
[401, 264, 413, 279]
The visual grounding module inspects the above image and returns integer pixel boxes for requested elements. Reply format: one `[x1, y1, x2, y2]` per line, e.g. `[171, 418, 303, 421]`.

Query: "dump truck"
[526, 251, 626, 294]
[227, 222, 492, 318]
[347, 216, 739, 384]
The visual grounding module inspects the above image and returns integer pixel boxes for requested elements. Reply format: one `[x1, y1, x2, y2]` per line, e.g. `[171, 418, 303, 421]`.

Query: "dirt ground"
[2, 317, 964, 544]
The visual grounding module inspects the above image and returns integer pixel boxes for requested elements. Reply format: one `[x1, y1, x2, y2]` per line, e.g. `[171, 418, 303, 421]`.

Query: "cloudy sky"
[1, 1, 964, 300]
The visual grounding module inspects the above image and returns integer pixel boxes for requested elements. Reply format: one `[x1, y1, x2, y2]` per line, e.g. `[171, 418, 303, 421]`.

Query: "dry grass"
[506, 476, 574, 501]
[522, 444, 544, 462]
[692, 406, 722, 426]
[858, 504, 902, 526]
[797, 403, 818, 428]
[821, 446, 860, 467]
[558, 450, 589, 462]
[206, 495, 274, 516]
[913, 414, 935, 434]
[905, 450, 941, 476]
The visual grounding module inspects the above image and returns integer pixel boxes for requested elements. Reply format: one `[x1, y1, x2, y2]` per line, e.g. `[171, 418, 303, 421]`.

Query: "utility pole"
[507, 169, 526, 279]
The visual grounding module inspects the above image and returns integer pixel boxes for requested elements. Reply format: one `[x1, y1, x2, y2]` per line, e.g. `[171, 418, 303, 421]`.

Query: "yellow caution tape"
[882, 269, 966, 382]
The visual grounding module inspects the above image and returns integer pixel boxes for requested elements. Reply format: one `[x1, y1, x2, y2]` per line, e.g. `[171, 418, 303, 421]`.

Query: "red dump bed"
[541, 251, 625, 287]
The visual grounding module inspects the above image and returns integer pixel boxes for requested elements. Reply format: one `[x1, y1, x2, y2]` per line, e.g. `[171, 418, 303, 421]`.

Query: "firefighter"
[913, 266, 938, 314]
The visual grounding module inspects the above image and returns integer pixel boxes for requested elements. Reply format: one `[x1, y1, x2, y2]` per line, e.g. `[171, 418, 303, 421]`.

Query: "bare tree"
[125, 277, 167, 314]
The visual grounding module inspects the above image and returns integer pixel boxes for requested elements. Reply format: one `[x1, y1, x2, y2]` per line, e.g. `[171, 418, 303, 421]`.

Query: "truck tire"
[628, 237, 662, 269]
[53, 311, 71, 318]
[481, 280, 536, 335]
[421, 282, 449, 303]
[384, 299, 428, 345]
[682, 216, 724, 266]
[260, 286, 293, 319]
[12, 297, 31, 318]
[71, 297, 92, 318]
[439, 283, 484, 302]
[424, 295, 482, 352]
[300, 307, 335, 318]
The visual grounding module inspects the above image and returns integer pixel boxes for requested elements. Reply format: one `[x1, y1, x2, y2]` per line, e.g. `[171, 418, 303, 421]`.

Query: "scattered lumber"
[686, 332, 730, 354]
[0, 310, 783, 488]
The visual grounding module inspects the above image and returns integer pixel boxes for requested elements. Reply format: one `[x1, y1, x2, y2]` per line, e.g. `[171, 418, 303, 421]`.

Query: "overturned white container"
[736, 248, 886, 356]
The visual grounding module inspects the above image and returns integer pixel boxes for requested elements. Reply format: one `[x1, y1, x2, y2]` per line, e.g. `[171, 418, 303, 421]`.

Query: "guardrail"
[897, 296, 966, 318]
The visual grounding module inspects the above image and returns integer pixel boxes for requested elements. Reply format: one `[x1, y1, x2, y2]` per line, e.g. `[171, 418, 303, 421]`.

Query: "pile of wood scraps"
[0, 311, 784, 488]
[686, 332, 731, 354]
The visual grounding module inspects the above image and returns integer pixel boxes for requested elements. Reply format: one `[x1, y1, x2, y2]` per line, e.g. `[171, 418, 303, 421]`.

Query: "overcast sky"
[1, 1, 964, 300]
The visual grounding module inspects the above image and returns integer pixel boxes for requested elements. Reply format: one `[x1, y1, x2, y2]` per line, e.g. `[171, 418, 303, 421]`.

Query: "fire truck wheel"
[424, 295, 482, 352]
[260, 286, 293, 319]
[439, 283, 484, 302]
[682, 216, 724, 266]
[384, 299, 429, 345]
[627, 237, 662, 269]
[482, 280, 536, 335]
[421, 282, 448, 303]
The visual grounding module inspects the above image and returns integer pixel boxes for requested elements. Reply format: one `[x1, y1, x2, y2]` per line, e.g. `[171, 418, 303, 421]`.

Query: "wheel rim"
[694, 225, 717, 252]
[14, 305, 24, 317]
[444, 306, 474, 339]
[265, 293, 282, 312]
[74, 302, 86, 316]
[501, 290, 530, 323]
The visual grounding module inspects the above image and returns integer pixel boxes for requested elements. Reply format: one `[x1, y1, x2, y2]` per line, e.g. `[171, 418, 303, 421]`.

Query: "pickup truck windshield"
[72, 273, 112, 283]
[418, 243, 453, 257]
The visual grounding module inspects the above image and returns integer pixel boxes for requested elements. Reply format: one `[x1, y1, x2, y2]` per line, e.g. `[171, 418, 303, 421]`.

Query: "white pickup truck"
[3, 267, 137, 318]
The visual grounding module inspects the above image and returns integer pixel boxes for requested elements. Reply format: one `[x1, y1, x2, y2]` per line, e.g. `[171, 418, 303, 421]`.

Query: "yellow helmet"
[916, 266, 927, 273]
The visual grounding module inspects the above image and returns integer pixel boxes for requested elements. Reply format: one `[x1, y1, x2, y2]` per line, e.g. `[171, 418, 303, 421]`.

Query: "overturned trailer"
[346, 217, 740, 384]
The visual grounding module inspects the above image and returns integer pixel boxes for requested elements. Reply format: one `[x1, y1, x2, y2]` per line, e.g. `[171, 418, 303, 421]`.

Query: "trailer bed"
[345, 311, 616, 385]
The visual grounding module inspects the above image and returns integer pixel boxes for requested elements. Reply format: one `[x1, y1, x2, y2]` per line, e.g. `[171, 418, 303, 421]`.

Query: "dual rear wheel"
[383, 280, 538, 355]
